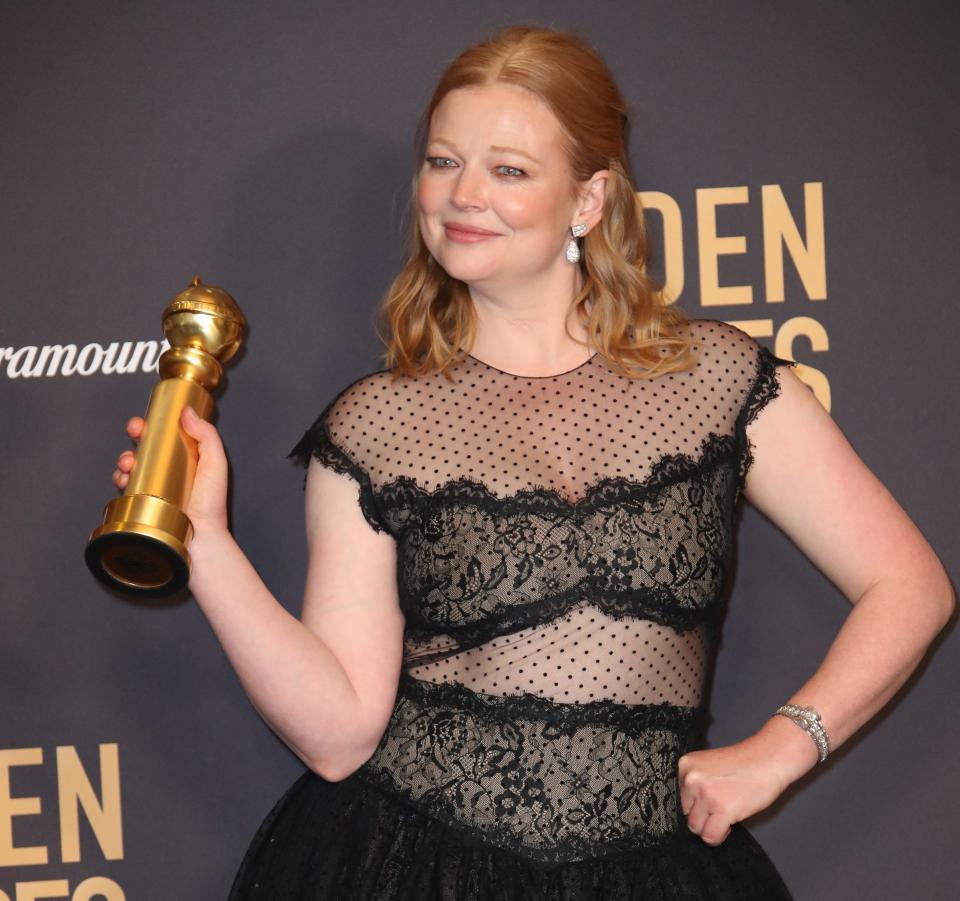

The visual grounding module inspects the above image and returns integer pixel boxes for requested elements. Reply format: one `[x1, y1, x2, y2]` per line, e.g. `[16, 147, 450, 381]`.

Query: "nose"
[451, 164, 486, 211]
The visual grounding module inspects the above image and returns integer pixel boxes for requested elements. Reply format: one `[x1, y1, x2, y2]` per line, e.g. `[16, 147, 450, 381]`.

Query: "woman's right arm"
[114, 407, 405, 781]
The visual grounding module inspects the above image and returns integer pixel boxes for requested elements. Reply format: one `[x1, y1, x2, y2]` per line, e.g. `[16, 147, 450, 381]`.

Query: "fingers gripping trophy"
[85, 277, 246, 597]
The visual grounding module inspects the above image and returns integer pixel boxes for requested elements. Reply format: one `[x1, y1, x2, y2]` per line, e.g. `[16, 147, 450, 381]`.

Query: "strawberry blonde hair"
[377, 26, 695, 378]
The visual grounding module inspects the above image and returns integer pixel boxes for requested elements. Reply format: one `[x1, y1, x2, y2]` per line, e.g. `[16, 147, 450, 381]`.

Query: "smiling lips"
[443, 222, 501, 242]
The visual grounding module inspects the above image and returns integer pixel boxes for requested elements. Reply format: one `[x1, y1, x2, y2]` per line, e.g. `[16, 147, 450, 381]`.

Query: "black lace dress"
[229, 319, 796, 900]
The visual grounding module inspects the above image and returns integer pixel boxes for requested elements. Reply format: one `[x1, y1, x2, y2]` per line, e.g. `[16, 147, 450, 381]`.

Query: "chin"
[430, 251, 499, 285]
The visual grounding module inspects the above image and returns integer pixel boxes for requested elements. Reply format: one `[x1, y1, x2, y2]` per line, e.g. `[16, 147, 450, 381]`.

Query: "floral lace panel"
[392, 454, 739, 639]
[359, 674, 704, 864]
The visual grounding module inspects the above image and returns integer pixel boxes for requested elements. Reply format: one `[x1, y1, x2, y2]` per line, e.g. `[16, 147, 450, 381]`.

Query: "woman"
[113, 27, 953, 900]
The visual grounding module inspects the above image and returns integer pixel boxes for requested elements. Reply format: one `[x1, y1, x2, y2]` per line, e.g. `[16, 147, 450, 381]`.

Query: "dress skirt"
[228, 768, 793, 901]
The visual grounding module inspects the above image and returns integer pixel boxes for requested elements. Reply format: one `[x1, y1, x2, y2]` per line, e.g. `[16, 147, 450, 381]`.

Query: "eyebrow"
[490, 145, 542, 165]
[429, 138, 542, 166]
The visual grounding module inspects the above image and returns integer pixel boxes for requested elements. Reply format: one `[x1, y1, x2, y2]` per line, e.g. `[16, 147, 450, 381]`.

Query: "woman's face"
[417, 83, 584, 294]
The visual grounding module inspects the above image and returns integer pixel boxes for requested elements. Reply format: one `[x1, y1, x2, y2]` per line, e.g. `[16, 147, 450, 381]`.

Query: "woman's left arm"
[679, 365, 956, 846]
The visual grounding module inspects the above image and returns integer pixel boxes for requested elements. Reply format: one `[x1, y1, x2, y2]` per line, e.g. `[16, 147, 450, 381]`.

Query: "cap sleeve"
[735, 340, 798, 491]
[288, 380, 391, 536]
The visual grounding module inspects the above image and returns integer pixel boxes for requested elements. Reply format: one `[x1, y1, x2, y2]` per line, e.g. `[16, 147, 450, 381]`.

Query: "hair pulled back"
[378, 26, 695, 378]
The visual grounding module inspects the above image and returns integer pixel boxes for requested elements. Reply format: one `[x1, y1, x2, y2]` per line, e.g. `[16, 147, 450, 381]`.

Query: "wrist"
[187, 525, 236, 579]
[774, 703, 831, 763]
[753, 713, 821, 785]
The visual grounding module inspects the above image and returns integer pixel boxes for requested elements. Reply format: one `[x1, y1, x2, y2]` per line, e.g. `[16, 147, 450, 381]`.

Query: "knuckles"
[700, 789, 726, 812]
[702, 831, 730, 847]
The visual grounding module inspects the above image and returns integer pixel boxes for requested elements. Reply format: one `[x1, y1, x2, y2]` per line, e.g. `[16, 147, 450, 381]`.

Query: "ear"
[573, 170, 609, 232]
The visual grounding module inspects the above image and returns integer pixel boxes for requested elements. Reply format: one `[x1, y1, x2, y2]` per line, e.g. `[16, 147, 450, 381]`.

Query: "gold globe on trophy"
[85, 277, 246, 597]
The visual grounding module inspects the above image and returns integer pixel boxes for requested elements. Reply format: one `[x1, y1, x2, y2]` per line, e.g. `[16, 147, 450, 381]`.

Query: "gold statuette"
[85, 277, 246, 597]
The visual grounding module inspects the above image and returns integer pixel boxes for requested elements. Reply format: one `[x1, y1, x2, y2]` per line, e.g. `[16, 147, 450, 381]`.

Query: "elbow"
[936, 577, 957, 632]
[308, 745, 376, 783]
[302, 707, 389, 782]
[921, 561, 957, 634]
[309, 759, 356, 783]
[902, 559, 956, 635]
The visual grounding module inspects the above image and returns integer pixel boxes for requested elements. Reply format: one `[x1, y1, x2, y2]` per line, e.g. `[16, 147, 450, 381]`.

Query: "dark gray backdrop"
[1, 2, 957, 899]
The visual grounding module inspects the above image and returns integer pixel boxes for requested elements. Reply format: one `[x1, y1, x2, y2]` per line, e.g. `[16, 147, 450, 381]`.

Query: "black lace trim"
[403, 588, 720, 651]
[290, 342, 789, 534]
[292, 426, 738, 546]
[375, 430, 738, 522]
[397, 672, 706, 735]
[289, 413, 389, 535]
[735, 345, 798, 491]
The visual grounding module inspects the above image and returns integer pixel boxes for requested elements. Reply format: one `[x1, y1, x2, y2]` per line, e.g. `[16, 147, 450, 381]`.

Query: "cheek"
[417, 176, 444, 217]
[498, 190, 570, 233]
[416, 179, 439, 249]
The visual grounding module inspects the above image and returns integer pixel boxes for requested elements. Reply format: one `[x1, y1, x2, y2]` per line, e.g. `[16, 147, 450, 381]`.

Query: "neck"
[467, 266, 591, 375]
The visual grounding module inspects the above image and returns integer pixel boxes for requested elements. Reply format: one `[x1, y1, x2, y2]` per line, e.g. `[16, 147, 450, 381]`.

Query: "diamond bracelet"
[773, 704, 831, 763]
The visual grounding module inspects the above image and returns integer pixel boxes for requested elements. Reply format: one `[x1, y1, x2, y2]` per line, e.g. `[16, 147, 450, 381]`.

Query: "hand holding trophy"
[85, 277, 246, 597]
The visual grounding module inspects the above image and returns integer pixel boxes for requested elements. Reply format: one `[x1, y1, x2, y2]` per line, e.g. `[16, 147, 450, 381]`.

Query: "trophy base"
[86, 495, 193, 597]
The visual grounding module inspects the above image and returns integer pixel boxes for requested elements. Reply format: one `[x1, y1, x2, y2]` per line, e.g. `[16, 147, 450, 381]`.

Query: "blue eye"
[425, 156, 457, 169]
[496, 165, 526, 177]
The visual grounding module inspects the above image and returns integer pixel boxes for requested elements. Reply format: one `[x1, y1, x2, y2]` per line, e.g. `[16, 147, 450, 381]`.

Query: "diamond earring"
[565, 223, 588, 264]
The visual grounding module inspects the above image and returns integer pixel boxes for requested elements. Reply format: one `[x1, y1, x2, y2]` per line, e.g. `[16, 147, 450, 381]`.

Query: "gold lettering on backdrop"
[653, 182, 826, 306]
[0, 745, 124, 899]
[724, 318, 774, 340]
[56, 746, 122, 863]
[727, 317, 831, 411]
[0, 879, 124, 901]
[637, 183, 832, 410]
[638, 191, 684, 303]
[72, 878, 124, 901]
[762, 183, 827, 302]
[775, 316, 831, 410]
[696, 186, 752, 306]
[13, 881, 68, 900]
[0, 748, 47, 867]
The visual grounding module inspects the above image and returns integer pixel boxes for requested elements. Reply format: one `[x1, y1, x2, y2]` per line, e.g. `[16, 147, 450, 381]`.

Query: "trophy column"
[85, 277, 246, 597]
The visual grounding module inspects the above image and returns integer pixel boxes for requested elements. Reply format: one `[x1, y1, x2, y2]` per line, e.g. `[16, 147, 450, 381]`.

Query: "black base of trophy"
[85, 531, 190, 598]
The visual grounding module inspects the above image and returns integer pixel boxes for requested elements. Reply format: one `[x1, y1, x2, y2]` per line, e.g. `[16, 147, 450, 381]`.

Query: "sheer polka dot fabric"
[406, 607, 710, 706]
[314, 321, 763, 503]
[287, 318, 795, 861]
[291, 319, 791, 711]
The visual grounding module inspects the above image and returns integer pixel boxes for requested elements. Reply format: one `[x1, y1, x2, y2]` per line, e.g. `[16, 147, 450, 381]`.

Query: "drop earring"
[565, 223, 588, 264]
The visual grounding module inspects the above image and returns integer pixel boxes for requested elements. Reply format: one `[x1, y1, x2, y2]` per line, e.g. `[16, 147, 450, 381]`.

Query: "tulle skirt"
[228, 768, 793, 900]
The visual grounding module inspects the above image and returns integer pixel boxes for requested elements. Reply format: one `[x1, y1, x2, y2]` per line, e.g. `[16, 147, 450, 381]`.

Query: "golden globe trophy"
[85, 277, 246, 597]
